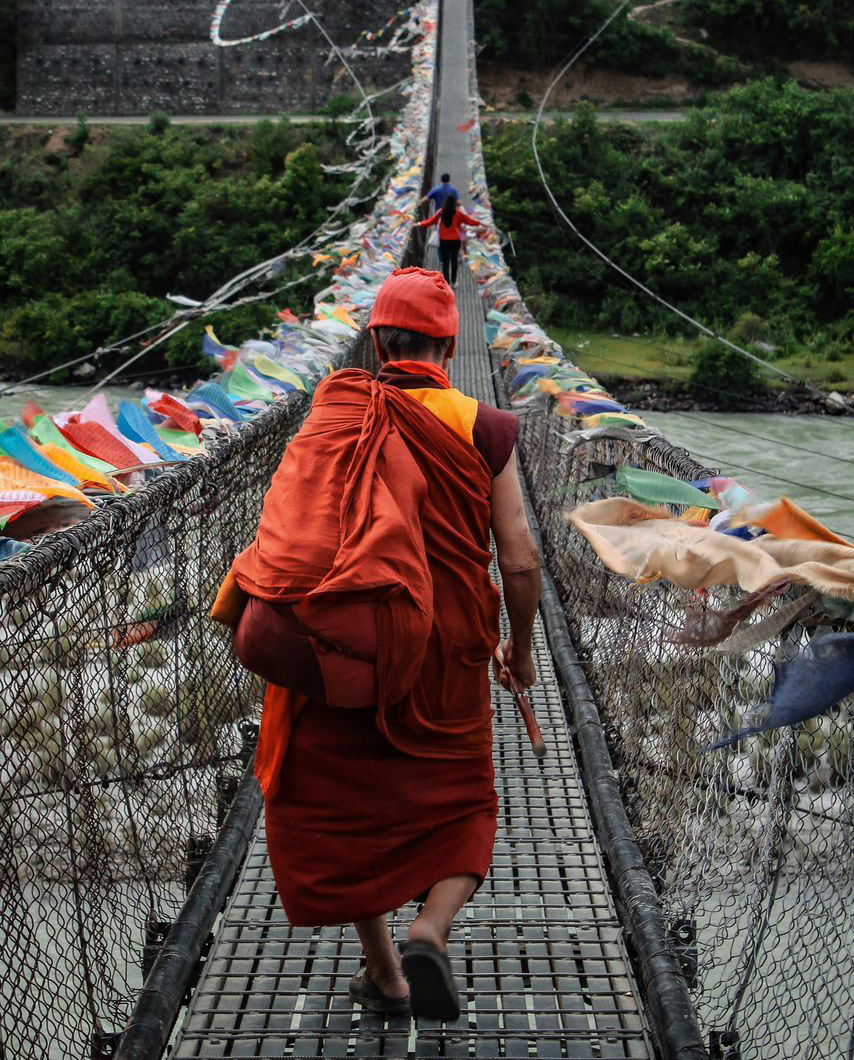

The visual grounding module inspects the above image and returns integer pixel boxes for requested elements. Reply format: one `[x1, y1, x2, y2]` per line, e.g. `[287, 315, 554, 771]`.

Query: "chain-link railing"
[0, 323, 396, 1060]
[509, 402, 853, 1060]
[0, 391, 298, 1059]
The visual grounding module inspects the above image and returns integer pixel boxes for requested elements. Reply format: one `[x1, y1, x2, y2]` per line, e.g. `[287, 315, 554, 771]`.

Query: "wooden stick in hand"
[494, 646, 547, 759]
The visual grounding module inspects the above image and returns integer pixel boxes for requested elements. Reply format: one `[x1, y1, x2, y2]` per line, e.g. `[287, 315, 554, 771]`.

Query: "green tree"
[810, 228, 854, 317]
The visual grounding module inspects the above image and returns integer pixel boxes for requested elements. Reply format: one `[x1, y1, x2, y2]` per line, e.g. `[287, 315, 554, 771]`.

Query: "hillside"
[0, 116, 385, 381]
[475, 0, 854, 107]
[482, 81, 854, 402]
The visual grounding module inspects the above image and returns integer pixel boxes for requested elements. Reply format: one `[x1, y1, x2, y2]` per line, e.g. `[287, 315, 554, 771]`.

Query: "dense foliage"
[683, 0, 854, 63]
[474, 0, 739, 85]
[475, 0, 852, 76]
[0, 118, 374, 379]
[483, 81, 854, 365]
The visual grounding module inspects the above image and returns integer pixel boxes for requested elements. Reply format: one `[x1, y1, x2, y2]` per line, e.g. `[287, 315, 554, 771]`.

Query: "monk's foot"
[366, 964, 410, 1000]
[407, 912, 449, 953]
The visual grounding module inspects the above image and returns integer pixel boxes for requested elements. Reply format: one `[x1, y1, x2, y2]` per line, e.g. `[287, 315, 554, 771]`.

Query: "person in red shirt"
[417, 194, 482, 286]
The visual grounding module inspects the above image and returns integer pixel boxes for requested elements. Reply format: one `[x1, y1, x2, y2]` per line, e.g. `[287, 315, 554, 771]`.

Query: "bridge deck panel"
[171, 2, 653, 1056]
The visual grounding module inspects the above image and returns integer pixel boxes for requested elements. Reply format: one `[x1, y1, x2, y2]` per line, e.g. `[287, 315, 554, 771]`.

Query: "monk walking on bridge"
[214, 267, 541, 1021]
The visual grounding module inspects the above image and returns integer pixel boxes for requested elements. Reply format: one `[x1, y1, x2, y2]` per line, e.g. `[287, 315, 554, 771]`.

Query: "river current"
[1, 385, 852, 538]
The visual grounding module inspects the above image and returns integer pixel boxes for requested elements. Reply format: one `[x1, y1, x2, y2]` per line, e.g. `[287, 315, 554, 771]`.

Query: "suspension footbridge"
[0, 3, 850, 1060]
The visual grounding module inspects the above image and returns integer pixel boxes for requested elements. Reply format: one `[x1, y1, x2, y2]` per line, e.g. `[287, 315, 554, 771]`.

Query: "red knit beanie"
[368, 267, 459, 338]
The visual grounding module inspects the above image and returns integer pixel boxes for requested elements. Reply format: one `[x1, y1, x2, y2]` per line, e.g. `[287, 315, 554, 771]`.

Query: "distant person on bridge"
[419, 172, 461, 211]
[213, 267, 541, 1022]
[417, 195, 483, 286]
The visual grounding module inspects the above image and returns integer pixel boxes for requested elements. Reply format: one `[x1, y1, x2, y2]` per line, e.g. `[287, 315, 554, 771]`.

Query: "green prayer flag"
[616, 466, 719, 510]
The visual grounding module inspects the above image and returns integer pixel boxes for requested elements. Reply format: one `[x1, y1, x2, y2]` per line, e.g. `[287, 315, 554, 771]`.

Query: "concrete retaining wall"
[16, 0, 410, 115]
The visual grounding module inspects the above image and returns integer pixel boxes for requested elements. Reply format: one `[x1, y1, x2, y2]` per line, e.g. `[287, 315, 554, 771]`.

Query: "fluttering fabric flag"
[203, 325, 240, 369]
[570, 497, 854, 599]
[35, 442, 121, 493]
[118, 401, 187, 463]
[711, 590, 819, 654]
[707, 632, 854, 750]
[148, 394, 203, 437]
[0, 425, 80, 487]
[616, 466, 720, 510]
[58, 420, 143, 470]
[0, 498, 41, 528]
[185, 382, 246, 422]
[223, 362, 276, 404]
[668, 582, 791, 647]
[29, 415, 118, 473]
[157, 427, 202, 451]
[77, 394, 159, 464]
[509, 364, 553, 391]
[0, 456, 94, 507]
[754, 496, 853, 548]
[251, 355, 307, 393]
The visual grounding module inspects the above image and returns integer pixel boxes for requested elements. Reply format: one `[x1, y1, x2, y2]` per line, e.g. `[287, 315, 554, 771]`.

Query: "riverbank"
[598, 378, 850, 416]
[549, 329, 853, 416]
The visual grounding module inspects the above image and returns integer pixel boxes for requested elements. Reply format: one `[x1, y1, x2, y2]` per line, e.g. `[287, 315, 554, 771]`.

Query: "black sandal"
[400, 941, 461, 1021]
[348, 967, 411, 1016]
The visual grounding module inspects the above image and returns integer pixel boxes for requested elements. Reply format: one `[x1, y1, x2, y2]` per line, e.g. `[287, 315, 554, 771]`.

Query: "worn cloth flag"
[707, 632, 854, 750]
[570, 498, 854, 599]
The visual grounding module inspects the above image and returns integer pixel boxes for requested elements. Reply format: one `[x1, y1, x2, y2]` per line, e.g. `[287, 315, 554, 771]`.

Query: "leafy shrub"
[810, 228, 854, 316]
[730, 312, 765, 347]
[689, 341, 763, 404]
[0, 122, 355, 376]
[249, 117, 298, 177]
[148, 111, 171, 136]
[2, 290, 169, 372]
[474, 0, 738, 86]
[321, 95, 358, 118]
[483, 81, 853, 346]
[65, 115, 91, 155]
[682, 0, 854, 62]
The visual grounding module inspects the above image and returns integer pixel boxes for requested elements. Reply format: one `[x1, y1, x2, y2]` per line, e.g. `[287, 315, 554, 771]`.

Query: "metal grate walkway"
[170, 2, 654, 1056]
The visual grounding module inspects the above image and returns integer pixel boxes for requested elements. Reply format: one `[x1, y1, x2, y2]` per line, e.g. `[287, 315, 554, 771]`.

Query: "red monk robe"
[217, 362, 518, 925]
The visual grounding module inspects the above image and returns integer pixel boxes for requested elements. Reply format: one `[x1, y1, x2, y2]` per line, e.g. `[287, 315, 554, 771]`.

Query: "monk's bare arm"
[490, 449, 541, 686]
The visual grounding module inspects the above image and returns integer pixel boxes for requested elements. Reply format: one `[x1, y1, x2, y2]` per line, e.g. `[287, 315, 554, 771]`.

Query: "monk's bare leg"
[408, 874, 478, 951]
[354, 915, 409, 998]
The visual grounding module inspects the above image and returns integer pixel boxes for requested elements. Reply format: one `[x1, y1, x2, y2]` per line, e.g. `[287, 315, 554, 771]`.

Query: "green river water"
[1, 385, 852, 537]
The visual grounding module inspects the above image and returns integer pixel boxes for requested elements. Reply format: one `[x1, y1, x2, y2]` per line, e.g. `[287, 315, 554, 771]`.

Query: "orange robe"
[220, 366, 511, 924]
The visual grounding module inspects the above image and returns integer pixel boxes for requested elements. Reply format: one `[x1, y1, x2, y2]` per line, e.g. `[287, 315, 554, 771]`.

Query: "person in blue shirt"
[421, 173, 461, 211]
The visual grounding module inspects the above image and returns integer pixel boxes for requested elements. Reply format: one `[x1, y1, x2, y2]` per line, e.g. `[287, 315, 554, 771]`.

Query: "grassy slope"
[549, 328, 854, 393]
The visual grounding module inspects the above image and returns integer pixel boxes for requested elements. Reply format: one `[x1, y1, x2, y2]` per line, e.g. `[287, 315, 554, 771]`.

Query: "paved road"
[0, 112, 360, 125]
[483, 108, 687, 123]
[0, 108, 687, 126]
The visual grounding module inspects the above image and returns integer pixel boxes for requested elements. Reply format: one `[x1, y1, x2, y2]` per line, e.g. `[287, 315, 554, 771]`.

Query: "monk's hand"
[495, 636, 537, 689]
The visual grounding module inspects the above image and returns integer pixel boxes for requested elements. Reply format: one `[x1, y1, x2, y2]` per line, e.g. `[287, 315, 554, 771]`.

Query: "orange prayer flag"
[756, 496, 853, 548]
